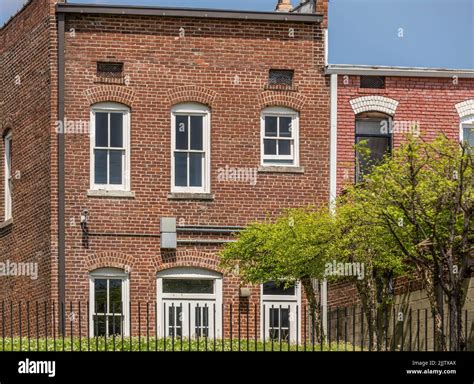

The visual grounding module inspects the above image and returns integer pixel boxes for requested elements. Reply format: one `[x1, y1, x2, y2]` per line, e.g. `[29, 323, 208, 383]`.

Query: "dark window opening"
[355, 116, 392, 181]
[360, 76, 385, 89]
[97, 62, 124, 79]
[263, 281, 296, 296]
[268, 69, 294, 88]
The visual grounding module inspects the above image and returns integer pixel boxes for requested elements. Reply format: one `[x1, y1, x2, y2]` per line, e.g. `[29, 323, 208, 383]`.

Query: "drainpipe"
[57, 12, 66, 334]
[325, 73, 338, 337]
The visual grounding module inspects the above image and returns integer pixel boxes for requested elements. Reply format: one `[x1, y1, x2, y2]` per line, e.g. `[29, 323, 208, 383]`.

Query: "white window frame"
[260, 107, 299, 167]
[156, 267, 222, 338]
[90, 102, 131, 192]
[460, 115, 474, 146]
[89, 268, 130, 337]
[171, 103, 211, 194]
[260, 280, 301, 343]
[4, 132, 12, 221]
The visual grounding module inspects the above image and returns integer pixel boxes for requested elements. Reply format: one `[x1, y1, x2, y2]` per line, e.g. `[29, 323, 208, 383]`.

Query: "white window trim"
[4, 132, 12, 222]
[260, 281, 301, 343]
[156, 267, 222, 338]
[171, 103, 211, 194]
[260, 107, 299, 167]
[90, 102, 131, 192]
[460, 115, 474, 144]
[89, 268, 130, 337]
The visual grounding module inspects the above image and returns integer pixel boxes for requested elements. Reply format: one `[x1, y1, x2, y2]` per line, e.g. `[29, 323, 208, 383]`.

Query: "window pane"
[94, 315, 106, 337]
[279, 117, 292, 137]
[94, 279, 107, 313]
[108, 315, 122, 336]
[95, 113, 108, 147]
[109, 279, 122, 313]
[94, 149, 108, 184]
[174, 153, 187, 187]
[175, 115, 188, 150]
[281, 308, 290, 328]
[109, 150, 123, 185]
[356, 119, 386, 135]
[269, 308, 279, 327]
[463, 127, 474, 147]
[189, 153, 203, 187]
[356, 136, 391, 179]
[264, 139, 277, 155]
[110, 113, 123, 148]
[168, 306, 182, 337]
[263, 281, 296, 296]
[278, 140, 291, 155]
[265, 116, 278, 137]
[162, 279, 214, 294]
[190, 116, 203, 150]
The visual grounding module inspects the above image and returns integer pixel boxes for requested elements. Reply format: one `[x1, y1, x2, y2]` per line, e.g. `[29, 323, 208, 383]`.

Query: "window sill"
[0, 219, 13, 230]
[167, 193, 214, 201]
[258, 166, 305, 174]
[87, 190, 135, 198]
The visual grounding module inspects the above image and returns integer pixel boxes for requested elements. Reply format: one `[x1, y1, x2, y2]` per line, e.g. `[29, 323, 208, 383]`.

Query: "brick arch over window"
[455, 99, 474, 118]
[85, 251, 135, 273]
[155, 250, 222, 274]
[0, 116, 13, 136]
[257, 91, 306, 111]
[83, 85, 136, 107]
[166, 86, 217, 107]
[350, 96, 399, 116]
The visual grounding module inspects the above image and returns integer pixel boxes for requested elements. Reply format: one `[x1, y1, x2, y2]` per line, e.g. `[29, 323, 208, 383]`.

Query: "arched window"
[89, 267, 130, 337]
[171, 103, 211, 193]
[90, 102, 131, 191]
[4, 131, 12, 221]
[261, 107, 299, 166]
[355, 112, 392, 181]
[157, 267, 222, 339]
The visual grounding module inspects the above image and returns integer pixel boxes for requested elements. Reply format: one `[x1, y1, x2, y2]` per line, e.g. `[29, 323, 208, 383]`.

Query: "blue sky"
[1, 0, 473, 69]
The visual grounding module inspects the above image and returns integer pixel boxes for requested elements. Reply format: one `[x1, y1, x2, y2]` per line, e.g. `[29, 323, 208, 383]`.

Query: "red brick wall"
[0, 0, 54, 306]
[336, 75, 472, 195]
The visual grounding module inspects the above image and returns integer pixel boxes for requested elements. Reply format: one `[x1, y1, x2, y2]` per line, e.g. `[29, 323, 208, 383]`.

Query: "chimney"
[275, 0, 293, 12]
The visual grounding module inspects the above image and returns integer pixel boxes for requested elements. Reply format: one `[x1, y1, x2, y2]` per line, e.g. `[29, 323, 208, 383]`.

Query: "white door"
[261, 281, 300, 343]
[157, 268, 222, 339]
[263, 302, 298, 343]
[163, 299, 216, 339]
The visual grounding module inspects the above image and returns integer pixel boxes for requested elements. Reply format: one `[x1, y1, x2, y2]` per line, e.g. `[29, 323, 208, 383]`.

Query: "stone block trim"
[350, 95, 399, 116]
[83, 85, 136, 107]
[455, 99, 474, 118]
[166, 85, 217, 107]
[257, 91, 307, 111]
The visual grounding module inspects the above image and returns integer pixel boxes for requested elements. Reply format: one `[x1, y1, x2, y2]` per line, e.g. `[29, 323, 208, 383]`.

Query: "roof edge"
[56, 3, 323, 23]
[326, 64, 474, 78]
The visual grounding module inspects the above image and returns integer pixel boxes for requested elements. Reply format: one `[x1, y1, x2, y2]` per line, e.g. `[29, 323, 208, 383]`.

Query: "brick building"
[0, 0, 330, 340]
[324, 65, 474, 336]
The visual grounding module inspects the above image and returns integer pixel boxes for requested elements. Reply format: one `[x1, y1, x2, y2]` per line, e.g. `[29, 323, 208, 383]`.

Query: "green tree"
[220, 208, 337, 342]
[329, 193, 406, 350]
[344, 135, 473, 351]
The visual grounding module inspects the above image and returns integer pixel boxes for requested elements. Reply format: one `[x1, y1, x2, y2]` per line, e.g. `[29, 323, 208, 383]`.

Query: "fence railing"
[0, 301, 472, 352]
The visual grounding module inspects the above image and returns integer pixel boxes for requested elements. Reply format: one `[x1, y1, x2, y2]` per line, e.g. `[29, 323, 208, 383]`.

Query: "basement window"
[97, 62, 124, 79]
[360, 76, 385, 89]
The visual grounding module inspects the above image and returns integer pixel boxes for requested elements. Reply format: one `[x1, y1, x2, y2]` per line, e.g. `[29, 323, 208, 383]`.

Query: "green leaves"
[220, 207, 337, 284]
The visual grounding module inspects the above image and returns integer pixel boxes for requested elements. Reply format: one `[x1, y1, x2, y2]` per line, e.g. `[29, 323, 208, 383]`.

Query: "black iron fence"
[0, 301, 472, 352]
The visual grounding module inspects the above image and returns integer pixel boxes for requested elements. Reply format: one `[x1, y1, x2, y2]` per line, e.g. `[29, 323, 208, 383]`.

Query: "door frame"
[156, 267, 223, 339]
[260, 281, 301, 344]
